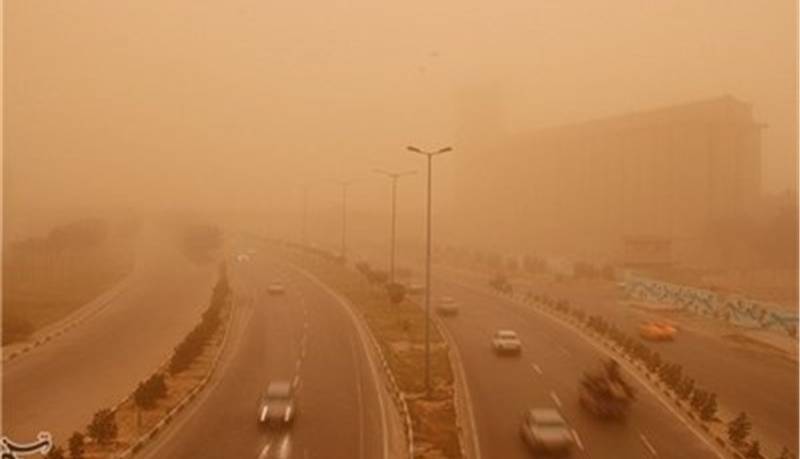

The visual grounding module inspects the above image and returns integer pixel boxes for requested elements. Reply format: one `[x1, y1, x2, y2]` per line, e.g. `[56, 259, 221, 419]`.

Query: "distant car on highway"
[267, 282, 286, 295]
[257, 381, 296, 427]
[407, 283, 425, 295]
[639, 320, 676, 341]
[492, 330, 522, 355]
[436, 296, 459, 316]
[519, 408, 574, 454]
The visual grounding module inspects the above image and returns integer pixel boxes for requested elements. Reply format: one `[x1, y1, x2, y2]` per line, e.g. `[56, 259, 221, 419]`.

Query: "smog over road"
[2, 2, 798, 459]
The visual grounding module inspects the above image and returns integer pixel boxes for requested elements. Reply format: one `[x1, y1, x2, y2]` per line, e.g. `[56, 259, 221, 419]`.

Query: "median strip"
[280, 243, 465, 459]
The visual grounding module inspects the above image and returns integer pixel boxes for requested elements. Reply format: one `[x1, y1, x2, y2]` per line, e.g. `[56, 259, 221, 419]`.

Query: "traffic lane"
[433, 277, 718, 459]
[147, 260, 304, 458]
[2, 247, 216, 443]
[278, 261, 386, 459]
[147, 252, 387, 459]
[446, 267, 799, 450]
[509, 275, 799, 449]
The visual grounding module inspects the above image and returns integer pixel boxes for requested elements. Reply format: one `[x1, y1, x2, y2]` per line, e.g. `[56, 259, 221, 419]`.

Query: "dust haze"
[4, 1, 798, 267]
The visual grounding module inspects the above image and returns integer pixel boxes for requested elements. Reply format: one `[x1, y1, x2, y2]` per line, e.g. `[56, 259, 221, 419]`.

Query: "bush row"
[512, 288, 795, 459]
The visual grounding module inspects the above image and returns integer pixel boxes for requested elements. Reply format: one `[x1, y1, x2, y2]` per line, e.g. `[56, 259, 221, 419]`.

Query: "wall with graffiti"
[623, 275, 799, 337]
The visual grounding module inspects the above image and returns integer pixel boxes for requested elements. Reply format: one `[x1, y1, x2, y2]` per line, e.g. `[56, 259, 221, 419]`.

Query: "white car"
[492, 330, 522, 355]
[407, 283, 425, 295]
[519, 408, 574, 453]
[436, 296, 459, 316]
[257, 381, 296, 427]
[267, 282, 286, 295]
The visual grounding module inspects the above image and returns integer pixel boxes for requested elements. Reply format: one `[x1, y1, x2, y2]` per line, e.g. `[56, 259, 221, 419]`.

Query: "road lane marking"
[258, 442, 272, 459]
[639, 433, 658, 456]
[557, 345, 571, 357]
[549, 391, 562, 408]
[292, 374, 301, 389]
[571, 429, 584, 451]
[531, 363, 543, 375]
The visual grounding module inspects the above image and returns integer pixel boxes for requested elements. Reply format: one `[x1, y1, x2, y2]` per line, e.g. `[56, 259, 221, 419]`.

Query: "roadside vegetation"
[3, 217, 139, 345]
[490, 282, 796, 459]
[283, 242, 463, 459]
[47, 264, 233, 458]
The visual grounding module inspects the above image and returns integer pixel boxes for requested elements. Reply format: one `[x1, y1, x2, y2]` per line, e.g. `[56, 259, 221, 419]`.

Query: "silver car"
[520, 408, 574, 454]
[436, 296, 459, 316]
[267, 282, 286, 295]
[492, 330, 522, 355]
[257, 381, 296, 427]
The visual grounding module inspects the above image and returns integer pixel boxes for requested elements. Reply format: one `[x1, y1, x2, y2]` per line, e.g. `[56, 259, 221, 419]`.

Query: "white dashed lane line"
[571, 429, 585, 451]
[549, 391, 563, 408]
[639, 432, 658, 456]
[531, 363, 543, 375]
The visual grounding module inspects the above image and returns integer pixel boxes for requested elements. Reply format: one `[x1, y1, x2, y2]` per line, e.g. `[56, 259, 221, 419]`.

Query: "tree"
[700, 392, 718, 422]
[68, 431, 85, 459]
[745, 440, 763, 459]
[677, 376, 695, 401]
[45, 446, 66, 459]
[690, 388, 707, 411]
[727, 412, 751, 446]
[134, 373, 168, 409]
[87, 408, 118, 445]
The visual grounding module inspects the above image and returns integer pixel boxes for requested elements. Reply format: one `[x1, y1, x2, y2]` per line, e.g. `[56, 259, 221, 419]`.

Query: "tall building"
[455, 95, 764, 262]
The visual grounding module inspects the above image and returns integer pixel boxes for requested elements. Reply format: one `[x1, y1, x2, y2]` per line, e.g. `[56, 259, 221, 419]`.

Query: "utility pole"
[374, 169, 416, 283]
[407, 145, 452, 397]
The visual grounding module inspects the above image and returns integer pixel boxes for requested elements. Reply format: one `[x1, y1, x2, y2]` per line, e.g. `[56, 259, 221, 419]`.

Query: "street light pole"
[374, 169, 416, 283]
[332, 179, 357, 260]
[407, 145, 452, 398]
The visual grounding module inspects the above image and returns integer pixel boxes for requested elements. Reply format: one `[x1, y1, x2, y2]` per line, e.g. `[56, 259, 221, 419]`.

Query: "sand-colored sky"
[4, 1, 797, 238]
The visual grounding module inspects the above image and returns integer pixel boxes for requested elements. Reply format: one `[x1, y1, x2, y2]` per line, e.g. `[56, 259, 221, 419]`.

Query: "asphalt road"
[428, 275, 721, 459]
[2, 227, 217, 444]
[442, 266, 799, 452]
[142, 246, 395, 459]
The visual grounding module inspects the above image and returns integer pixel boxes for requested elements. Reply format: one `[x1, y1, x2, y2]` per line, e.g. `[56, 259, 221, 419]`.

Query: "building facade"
[455, 95, 764, 262]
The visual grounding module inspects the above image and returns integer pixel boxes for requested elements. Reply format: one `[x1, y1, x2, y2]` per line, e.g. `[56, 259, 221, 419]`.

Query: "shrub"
[68, 432, 85, 459]
[727, 412, 752, 446]
[745, 440, 763, 459]
[386, 283, 406, 304]
[87, 408, 117, 445]
[134, 373, 168, 409]
[700, 392, 718, 422]
[45, 446, 66, 459]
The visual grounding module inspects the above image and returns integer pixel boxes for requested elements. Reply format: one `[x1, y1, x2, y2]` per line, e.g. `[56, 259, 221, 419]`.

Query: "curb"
[429, 312, 481, 459]
[3, 277, 132, 363]
[113, 291, 238, 458]
[287, 261, 411, 459]
[494, 289, 739, 459]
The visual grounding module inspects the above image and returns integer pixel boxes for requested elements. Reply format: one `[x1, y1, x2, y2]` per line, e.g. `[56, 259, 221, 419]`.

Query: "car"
[436, 296, 459, 316]
[519, 408, 574, 454]
[267, 282, 286, 295]
[257, 381, 296, 427]
[407, 283, 425, 295]
[492, 329, 522, 355]
[639, 320, 676, 341]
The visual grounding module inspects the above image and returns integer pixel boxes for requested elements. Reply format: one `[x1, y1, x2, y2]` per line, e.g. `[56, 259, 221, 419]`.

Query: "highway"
[141, 245, 400, 459]
[429, 275, 721, 458]
[2, 227, 217, 444]
[440, 266, 799, 451]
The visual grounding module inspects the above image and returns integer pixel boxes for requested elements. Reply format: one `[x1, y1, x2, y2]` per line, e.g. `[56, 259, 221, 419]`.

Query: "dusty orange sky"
[3, 1, 798, 237]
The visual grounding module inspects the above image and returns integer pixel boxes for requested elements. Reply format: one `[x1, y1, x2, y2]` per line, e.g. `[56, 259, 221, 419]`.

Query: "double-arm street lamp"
[407, 145, 452, 397]
[373, 169, 417, 283]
